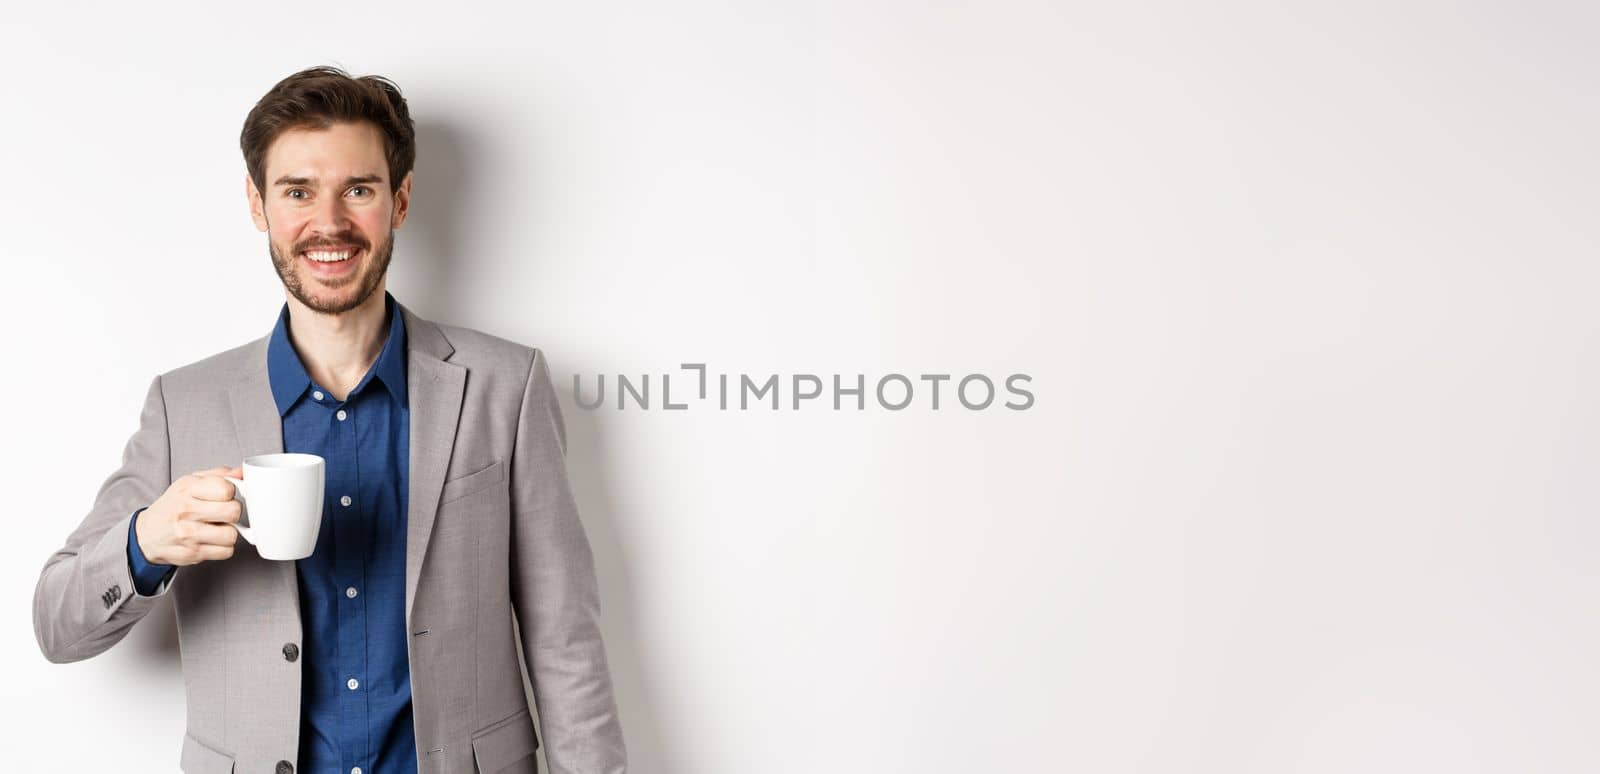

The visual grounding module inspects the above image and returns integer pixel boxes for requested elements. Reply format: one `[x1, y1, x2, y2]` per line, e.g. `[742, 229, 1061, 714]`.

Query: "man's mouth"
[300, 246, 362, 263]
[296, 244, 364, 281]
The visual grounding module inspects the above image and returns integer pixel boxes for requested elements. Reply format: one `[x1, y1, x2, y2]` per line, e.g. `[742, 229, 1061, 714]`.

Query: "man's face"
[247, 121, 412, 315]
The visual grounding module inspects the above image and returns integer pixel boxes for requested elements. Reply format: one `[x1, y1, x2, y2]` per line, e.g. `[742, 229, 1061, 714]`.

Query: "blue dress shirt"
[128, 292, 417, 774]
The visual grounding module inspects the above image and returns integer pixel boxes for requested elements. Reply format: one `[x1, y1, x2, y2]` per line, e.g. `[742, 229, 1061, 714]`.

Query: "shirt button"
[347, 677, 359, 691]
[352, 768, 363, 774]
[282, 643, 299, 662]
[346, 586, 359, 599]
[312, 390, 324, 401]
[340, 495, 352, 507]
[336, 409, 348, 421]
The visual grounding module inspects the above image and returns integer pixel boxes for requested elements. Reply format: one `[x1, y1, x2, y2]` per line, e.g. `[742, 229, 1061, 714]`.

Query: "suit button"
[282, 643, 299, 662]
[275, 761, 294, 774]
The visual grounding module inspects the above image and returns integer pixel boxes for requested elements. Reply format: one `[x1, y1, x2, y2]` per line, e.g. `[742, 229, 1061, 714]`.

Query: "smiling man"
[32, 67, 628, 774]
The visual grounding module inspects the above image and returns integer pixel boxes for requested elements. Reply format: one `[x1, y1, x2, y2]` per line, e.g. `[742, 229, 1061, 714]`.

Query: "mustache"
[294, 234, 369, 253]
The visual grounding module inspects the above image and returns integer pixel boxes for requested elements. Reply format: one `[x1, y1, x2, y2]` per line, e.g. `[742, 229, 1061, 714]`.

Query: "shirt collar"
[266, 291, 409, 416]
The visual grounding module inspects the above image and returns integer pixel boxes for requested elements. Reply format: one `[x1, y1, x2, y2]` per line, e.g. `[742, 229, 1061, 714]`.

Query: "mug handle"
[223, 476, 255, 545]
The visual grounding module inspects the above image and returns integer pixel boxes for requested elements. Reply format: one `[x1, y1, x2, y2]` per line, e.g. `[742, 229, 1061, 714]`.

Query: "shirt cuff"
[126, 508, 175, 597]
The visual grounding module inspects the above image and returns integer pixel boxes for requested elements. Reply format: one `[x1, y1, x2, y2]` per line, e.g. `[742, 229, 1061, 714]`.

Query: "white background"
[3, 1, 1597, 772]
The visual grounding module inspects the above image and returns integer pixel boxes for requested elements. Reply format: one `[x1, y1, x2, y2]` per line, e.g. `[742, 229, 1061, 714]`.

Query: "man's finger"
[184, 498, 242, 524]
[188, 474, 242, 502]
[195, 543, 236, 562]
[189, 522, 240, 546]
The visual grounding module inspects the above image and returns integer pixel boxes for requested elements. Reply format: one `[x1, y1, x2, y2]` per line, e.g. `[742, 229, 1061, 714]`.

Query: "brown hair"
[240, 66, 416, 194]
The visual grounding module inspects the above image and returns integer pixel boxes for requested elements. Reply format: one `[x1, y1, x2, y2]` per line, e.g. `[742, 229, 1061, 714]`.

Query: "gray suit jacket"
[32, 303, 628, 774]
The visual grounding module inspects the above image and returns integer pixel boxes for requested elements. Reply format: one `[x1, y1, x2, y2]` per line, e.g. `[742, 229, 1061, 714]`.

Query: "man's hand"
[134, 466, 244, 566]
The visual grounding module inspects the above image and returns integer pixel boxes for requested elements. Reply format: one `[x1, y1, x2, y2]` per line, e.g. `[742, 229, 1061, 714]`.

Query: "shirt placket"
[330, 394, 370, 773]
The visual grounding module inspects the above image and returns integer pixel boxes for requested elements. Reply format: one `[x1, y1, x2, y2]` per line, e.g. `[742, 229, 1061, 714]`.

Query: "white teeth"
[304, 250, 354, 262]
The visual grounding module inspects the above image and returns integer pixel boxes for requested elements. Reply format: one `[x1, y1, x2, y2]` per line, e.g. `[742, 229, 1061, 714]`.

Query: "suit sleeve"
[33, 375, 176, 663]
[507, 348, 628, 774]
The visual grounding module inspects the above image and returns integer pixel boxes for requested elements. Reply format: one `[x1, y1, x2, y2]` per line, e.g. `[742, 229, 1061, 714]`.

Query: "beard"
[268, 228, 394, 315]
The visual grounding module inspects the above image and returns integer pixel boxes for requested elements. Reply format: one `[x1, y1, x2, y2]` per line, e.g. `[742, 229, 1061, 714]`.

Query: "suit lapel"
[227, 340, 284, 460]
[401, 305, 466, 627]
[225, 342, 300, 613]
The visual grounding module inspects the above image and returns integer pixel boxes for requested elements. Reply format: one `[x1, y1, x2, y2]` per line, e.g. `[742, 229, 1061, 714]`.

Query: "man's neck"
[284, 285, 390, 401]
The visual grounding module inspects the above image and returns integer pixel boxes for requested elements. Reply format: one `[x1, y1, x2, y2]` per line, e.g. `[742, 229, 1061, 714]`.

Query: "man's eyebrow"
[271, 174, 386, 187]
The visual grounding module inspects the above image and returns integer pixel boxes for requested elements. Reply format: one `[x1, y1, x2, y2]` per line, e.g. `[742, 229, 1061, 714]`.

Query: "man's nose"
[307, 195, 352, 234]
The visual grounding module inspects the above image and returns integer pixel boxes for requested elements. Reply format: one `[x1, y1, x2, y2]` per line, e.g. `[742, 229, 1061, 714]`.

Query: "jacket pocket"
[440, 459, 505, 505]
[180, 732, 235, 774]
[471, 706, 541, 773]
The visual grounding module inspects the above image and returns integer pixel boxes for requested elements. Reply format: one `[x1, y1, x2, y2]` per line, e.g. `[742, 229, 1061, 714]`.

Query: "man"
[31, 66, 628, 774]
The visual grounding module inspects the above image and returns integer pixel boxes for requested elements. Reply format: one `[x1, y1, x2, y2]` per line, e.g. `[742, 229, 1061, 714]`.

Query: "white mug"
[224, 453, 325, 560]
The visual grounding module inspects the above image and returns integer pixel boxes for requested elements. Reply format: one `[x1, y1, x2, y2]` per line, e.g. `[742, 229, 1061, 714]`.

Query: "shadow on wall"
[392, 118, 471, 318]
[122, 118, 682, 774]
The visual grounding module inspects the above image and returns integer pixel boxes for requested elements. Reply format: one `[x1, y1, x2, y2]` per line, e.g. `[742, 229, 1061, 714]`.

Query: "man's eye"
[348, 186, 371, 197]
[287, 189, 308, 200]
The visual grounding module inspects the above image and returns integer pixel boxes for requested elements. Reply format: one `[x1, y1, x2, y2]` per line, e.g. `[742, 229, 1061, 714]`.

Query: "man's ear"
[246, 174, 269, 232]
[391, 171, 413, 230]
